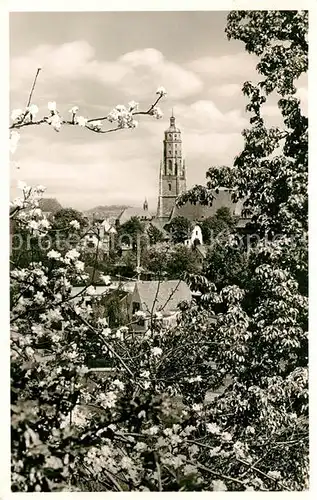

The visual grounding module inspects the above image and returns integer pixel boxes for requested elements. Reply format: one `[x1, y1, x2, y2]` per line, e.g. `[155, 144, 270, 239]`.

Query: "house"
[84, 218, 117, 256]
[128, 279, 192, 333]
[185, 224, 203, 247]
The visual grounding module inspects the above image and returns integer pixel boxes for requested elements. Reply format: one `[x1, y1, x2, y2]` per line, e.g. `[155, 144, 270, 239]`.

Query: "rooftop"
[134, 279, 192, 313]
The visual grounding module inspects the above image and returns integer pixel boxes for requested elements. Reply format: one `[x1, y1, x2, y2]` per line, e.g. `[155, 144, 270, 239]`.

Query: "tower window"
[168, 183, 171, 191]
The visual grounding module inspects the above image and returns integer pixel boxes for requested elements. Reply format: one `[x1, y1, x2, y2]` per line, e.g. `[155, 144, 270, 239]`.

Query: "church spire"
[143, 197, 148, 211]
[170, 110, 175, 128]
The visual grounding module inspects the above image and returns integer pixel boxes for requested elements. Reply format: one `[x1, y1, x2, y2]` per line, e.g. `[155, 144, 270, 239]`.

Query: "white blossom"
[102, 327, 112, 337]
[39, 219, 50, 230]
[100, 274, 111, 285]
[221, 432, 232, 441]
[152, 106, 163, 119]
[156, 86, 167, 97]
[74, 261, 85, 272]
[151, 346, 163, 356]
[209, 446, 221, 458]
[65, 249, 80, 261]
[47, 250, 62, 260]
[98, 318, 108, 327]
[48, 101, 57, 112]
[192, 403, 202, 412]
[188, 375, 202, 383]
[112, 379, 125, 390]
[246, 425, 255, 435]
[120, 456, 133, 470]
[31, 324, 44, 336]
[27, 104, 39, 118]
[135, 442, 147, 452]
[268, 470, 282, 480]
[34, 291, 45, 304]
[183, 464, 198, 476]
[128, 100, 139, 111]
[134, 310, 146, 318]
[69, 220, 80, 230]
[49, 114, 62, 131]
[35, 184, 46, 193]
[146, 425, 159, 435]
[116, 104, 127, 113]
[11, 109, 24, 122]
[45, 308, 63, 323]
[99, 391, 117, 409]
[86, 285, 97, 296]
[69, 106, 79, 114]
[107, 109, 119, 122]
[206, 422, 221, 434]
[76, 116, 87, 127]
[212, 480, 227, 491]
[25, 346, 34, 357]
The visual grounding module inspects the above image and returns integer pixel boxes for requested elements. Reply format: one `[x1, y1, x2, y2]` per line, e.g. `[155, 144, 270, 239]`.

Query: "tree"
[10, 11, 309, 492]
[147, 224, 165, 245]
[200, 207, 237, 244]
[52, 208, 88, 234]
[118, 216, 145, 250]
[165, 216, 193, 244]
[179, 9, 308, 490]
[143, 242, 200, 279]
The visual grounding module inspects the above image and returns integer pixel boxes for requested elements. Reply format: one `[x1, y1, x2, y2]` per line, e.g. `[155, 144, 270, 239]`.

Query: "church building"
[156, 112, 187, 221]
[155, 113, 243, 227]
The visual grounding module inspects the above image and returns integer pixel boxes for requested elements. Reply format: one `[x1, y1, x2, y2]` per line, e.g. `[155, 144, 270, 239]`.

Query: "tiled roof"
[134, 279, 192, 313]
[38, 198, 62, 214]
[118, 207, 153, 225]
[171, 189, 236, 222]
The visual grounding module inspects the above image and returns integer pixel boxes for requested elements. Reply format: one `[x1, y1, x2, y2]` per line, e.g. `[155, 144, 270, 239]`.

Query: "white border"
[2, 1, 316, 499]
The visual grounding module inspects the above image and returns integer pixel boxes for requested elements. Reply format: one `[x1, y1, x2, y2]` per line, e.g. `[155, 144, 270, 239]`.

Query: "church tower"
[157, 113, 186, 220]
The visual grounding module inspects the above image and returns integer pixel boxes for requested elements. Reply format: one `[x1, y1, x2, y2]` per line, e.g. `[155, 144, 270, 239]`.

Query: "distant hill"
[85, 205, 129, 221]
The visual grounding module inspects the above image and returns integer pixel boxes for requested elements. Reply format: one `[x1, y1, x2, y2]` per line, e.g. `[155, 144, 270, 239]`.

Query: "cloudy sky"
[10, 11, 307, 212]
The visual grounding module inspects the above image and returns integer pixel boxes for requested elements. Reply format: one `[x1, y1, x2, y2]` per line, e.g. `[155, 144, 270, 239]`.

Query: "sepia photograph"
[9, 6, 309, 492]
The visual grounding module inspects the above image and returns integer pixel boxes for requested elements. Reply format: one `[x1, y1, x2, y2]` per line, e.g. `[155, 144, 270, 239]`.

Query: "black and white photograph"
[8, 3, 310, 493]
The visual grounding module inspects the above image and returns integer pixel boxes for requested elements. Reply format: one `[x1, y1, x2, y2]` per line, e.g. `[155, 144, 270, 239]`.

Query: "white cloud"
[172, 100, 248, 133]
[11, 42, 202, 101]
[209, 83, 242, 98]
[187, 52, 258, 80]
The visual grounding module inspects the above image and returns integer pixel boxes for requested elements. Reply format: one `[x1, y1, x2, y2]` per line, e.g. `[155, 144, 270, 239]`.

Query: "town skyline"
[10, 11, 308, 211]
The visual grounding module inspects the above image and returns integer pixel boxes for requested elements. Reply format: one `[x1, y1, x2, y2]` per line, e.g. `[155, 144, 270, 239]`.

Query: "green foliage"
[165, 216, 193, 244]
[200, 207, 237, 244]
[52, 208, 88, 234]
[10, 9, 308, 492]
[118, 216, 145, 249]
[147, 224, 165, 245]
[143, 243, 200, 279]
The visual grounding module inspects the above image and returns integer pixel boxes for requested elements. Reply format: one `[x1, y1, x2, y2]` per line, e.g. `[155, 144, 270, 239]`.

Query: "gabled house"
[128, 279, 192, 333]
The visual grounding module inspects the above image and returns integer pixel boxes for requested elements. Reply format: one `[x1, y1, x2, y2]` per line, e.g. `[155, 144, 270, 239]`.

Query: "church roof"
[117, 207, 153, 225]
[165, 115, 180, 134]
[171, 189, 237, 222]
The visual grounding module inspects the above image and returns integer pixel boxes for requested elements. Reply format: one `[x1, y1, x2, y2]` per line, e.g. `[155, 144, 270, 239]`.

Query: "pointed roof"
[165, 113, 180, 133]
[133, 280, 192, 314]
